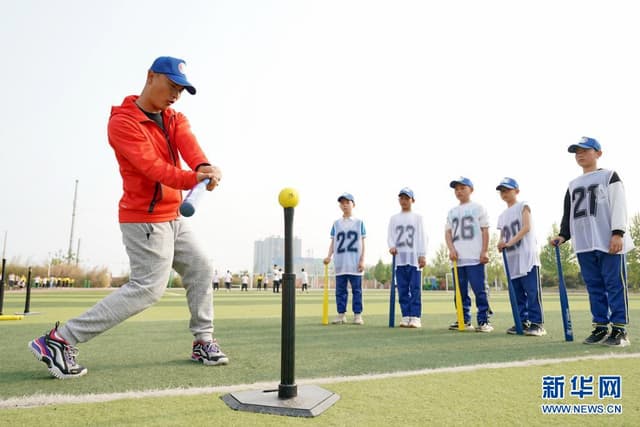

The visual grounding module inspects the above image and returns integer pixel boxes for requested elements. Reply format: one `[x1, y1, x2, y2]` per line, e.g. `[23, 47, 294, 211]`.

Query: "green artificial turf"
[0, 288, 638, 425]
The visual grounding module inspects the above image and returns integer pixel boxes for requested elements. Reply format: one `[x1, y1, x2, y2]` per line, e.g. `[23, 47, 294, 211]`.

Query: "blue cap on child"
[337, 193, 355, 203]
[398, 187, 415, 199]
[496, 177, 519, 190]
[568, 136, 601, 153]
[449, 177, 474, 188]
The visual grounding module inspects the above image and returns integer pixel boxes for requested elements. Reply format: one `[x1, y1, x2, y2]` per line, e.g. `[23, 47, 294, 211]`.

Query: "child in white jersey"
[324, 192, 366, 325]
[550, 137, 634, 347]
[388, 188, 427, 328]
[496, 177, 545, 336]
[445, 177, 492, 332]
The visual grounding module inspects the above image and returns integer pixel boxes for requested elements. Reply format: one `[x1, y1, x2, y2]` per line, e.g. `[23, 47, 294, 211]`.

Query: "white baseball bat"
[180, 178, 210, 217]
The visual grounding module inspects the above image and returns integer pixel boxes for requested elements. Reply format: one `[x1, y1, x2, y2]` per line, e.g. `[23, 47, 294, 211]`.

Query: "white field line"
[3, 352, 639, 410]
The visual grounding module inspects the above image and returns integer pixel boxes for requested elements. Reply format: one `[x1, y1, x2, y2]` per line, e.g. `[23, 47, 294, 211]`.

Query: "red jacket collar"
[110, 95, 175, 123]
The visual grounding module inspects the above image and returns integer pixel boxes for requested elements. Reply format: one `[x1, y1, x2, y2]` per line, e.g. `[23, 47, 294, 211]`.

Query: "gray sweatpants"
[59, 219, 215, 345]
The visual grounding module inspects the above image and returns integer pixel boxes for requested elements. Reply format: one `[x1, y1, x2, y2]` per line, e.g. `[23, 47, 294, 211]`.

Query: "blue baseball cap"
[496, 177, 519, 190]
[568, 136, 601, 153]
[398, 187, 415, 199]
[150, 56, 196, 95]
[449, 177, 474, 189]
[337, 192, 355, 203]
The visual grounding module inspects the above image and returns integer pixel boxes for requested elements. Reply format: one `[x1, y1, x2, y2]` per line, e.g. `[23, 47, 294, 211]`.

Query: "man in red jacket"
[29, 57, 228, 379]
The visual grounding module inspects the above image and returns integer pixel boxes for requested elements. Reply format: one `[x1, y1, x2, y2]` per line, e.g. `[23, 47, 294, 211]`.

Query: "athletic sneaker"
[332, 313, 346, 324]
[191, 339, 229, 366]
[525, 323, 547, 337]
[448, 321, 474, 331]
[408, 317, 422, 328]
[506, 321, 531, 335]
[601, 327, 630, 347]
[399, 317, 411, 328]
[476, 322, 494, 333]
[28, 321, 88, 379]
[353, 314, 364, 325]
[583, 326, 609, 345]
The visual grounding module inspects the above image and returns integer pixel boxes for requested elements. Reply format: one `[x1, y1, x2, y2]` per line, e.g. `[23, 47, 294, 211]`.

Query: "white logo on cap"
[178, 62, 187, 75]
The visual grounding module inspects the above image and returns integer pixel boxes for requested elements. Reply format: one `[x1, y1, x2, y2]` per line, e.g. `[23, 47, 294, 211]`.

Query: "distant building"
[253, 236, 332, 288]
[253, 236, 302, 275]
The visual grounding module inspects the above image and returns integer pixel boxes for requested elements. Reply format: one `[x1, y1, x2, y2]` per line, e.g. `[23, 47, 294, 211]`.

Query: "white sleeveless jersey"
[445, 201, 489, 267]
[568, 169, 634, 254]
[387, 211, 427, 267]
[497, 201, 540, 279]
[330, 217, 366, 275]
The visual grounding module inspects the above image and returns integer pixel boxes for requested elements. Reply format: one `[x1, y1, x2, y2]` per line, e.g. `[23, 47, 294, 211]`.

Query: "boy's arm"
[551, 190, 571, 246]
[609, 173, 628, 235]
[417, 215, 427, 268]
[558, 190, 571, 242]
[497, 227, 507, 251]
[387, 217, 397, 255]
[609, 172, 627, 253]
[445, 228, 457, 261]
[480, 227, 489, 264]
[323, 238, 334, 265]
[358, 237, 366, 272]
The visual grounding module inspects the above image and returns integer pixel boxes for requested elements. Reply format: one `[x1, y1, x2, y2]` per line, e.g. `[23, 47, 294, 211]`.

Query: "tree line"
[3, 215, 639, 291]
[1, 249, 111, 288]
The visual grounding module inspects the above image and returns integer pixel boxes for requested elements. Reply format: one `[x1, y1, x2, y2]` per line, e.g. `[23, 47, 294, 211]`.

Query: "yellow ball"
[278, 187, 299, 208]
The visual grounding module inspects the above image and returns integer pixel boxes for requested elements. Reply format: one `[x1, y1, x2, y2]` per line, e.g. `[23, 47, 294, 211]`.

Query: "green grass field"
[1, 288, 638, 426]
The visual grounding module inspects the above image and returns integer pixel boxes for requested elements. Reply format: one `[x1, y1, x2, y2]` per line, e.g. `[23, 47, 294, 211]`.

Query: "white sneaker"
[353, 314, 364, 325]
[332, 313, 346, 324]
[449, 321, 474, 331]
[409, 317, 422, 328]
[399, 317, 411, 327]
[476, 322, 494, 333]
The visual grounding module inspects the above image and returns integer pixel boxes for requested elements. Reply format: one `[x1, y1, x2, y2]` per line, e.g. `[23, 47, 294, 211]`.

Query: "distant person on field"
[550, 137, 634, 347]
[272, 265, 282, 293]
[241, 273, 249, 291]
[324, 192, 366, 325]
[388, 187, 427, 328]
[445, 177, 493, 332]
[29, 56, 228, 379]
[224, 270, 232, 291]
[300, 268, 309, 292]
[495, 177, 546, 336]
[212, 270, 219, 291]
[256, 273, 263, 291]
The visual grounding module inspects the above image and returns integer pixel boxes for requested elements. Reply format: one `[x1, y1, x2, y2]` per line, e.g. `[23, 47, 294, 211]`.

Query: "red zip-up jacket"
[108, 95, 209, 223]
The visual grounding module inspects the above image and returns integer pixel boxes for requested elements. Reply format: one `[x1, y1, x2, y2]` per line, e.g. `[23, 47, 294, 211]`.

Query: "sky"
[2, 1, 639, 276]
